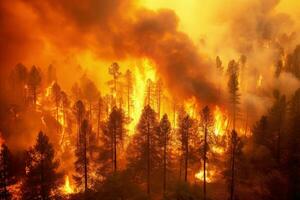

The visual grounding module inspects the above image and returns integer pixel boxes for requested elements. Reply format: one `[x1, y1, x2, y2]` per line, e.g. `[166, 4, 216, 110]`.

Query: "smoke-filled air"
[0, 0, 300, 199]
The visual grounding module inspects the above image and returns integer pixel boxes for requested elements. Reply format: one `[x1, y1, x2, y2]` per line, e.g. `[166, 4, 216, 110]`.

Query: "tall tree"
[51, 82, 61, 136]
[159, 114, 171, 196]
[28, 66, 42, 108]
[100, 107, 125, 173]
[21, 131, 61, 200]
[73, 100, 86, 147]
[227, 59, 240, 200]
[178, 114, 193, 182]
[127, 105, 159, 197]
[108, 62, 122, 106]
[0, 144, 12, 200]
[287, 89, 300, 200]
[200, 106, 213, 200]
[73, 119, 90, 195]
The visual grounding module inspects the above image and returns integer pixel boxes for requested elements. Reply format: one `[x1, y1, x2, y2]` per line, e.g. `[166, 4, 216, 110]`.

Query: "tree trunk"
[114, 121, 117, 172]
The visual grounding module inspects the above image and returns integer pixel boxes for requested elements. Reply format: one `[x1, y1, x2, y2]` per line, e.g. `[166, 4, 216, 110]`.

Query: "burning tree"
[21, 131, 61, 200]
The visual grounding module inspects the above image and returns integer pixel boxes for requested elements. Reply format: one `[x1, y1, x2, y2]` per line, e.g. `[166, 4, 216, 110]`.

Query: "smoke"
[0, 0, 221, 106]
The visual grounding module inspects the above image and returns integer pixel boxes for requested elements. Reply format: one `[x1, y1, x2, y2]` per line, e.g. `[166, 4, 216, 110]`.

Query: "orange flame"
[62, 176, 74, 195]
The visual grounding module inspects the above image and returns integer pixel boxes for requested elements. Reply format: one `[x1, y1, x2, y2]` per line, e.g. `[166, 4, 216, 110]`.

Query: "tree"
[200, 106, 213, 200]
[108, 62, 122, 106]
[73, 100, 86, 147]
[21, 131, 61, 200]
[127, 105, 159, 196]
[268, 90, 287, 164]
[28, 66, 42, 108]
[178, 114, 193, 182]
[0, 144, 12, 200]
[287, 89, 300, 200]
[51, 82, 61, 136]
[159, 114, 171, 196]
[73, 119, 90, 195]
[100, 107, 126, 174]
[227, 59, 240, 200]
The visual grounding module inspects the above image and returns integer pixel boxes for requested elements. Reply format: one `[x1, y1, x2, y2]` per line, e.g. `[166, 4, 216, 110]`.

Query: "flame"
[213, 106, 228, 136]
[62, 176, 74, 195]
[129, 59, 157, 134]
[256, 74, 263, 88]
[195, 164, 216, 183]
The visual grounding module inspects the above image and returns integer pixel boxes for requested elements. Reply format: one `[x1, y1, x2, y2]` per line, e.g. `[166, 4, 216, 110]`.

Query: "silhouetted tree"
[200, 106, 213, 200]
[73, 100, 86, 147]
[227, 59, 240, 200]
[99, 107, 126, 174]
[124, 69, 133, 118]
[47, 64, 56, 84]
[51, 82, 61, 136]
[9, 63, 28, 104]
[108, 62, 122, 106]
[28, 66, 42, 108]
[21, 131, 61, 200]
[159, 114, 171, 196]
[127, 105, 159, 197]
[178, 114, 193, 182]
[73, 119, 90, 195]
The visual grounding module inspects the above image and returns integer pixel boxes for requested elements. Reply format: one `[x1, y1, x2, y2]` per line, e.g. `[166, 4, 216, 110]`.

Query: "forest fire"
[1, 0, 300, 200]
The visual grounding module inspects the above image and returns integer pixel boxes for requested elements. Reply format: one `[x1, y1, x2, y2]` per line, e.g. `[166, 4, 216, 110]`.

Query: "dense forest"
[1, 0, 300, 200]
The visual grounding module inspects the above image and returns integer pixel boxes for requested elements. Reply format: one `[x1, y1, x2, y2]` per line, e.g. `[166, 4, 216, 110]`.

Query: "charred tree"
[0, 144, 12, 200]
[28, 66, 42, 108]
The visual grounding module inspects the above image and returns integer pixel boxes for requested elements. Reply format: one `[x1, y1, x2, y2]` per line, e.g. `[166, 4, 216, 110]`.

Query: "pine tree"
[178, 114, 193, 182]
[73, 100, 86, 147]
[127, 105, 159, 197]
[99, 107, 126, 174]
[227, 59, 240, 200]
[28, 65, 42, 108]
[73, 119, 90, 195]
[159, 114, 171, 196]
[0, 144, 12, 200]
[200, 106, 213, 200]
[51, 82, 61, 136]
[21, 131, 61, 200]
